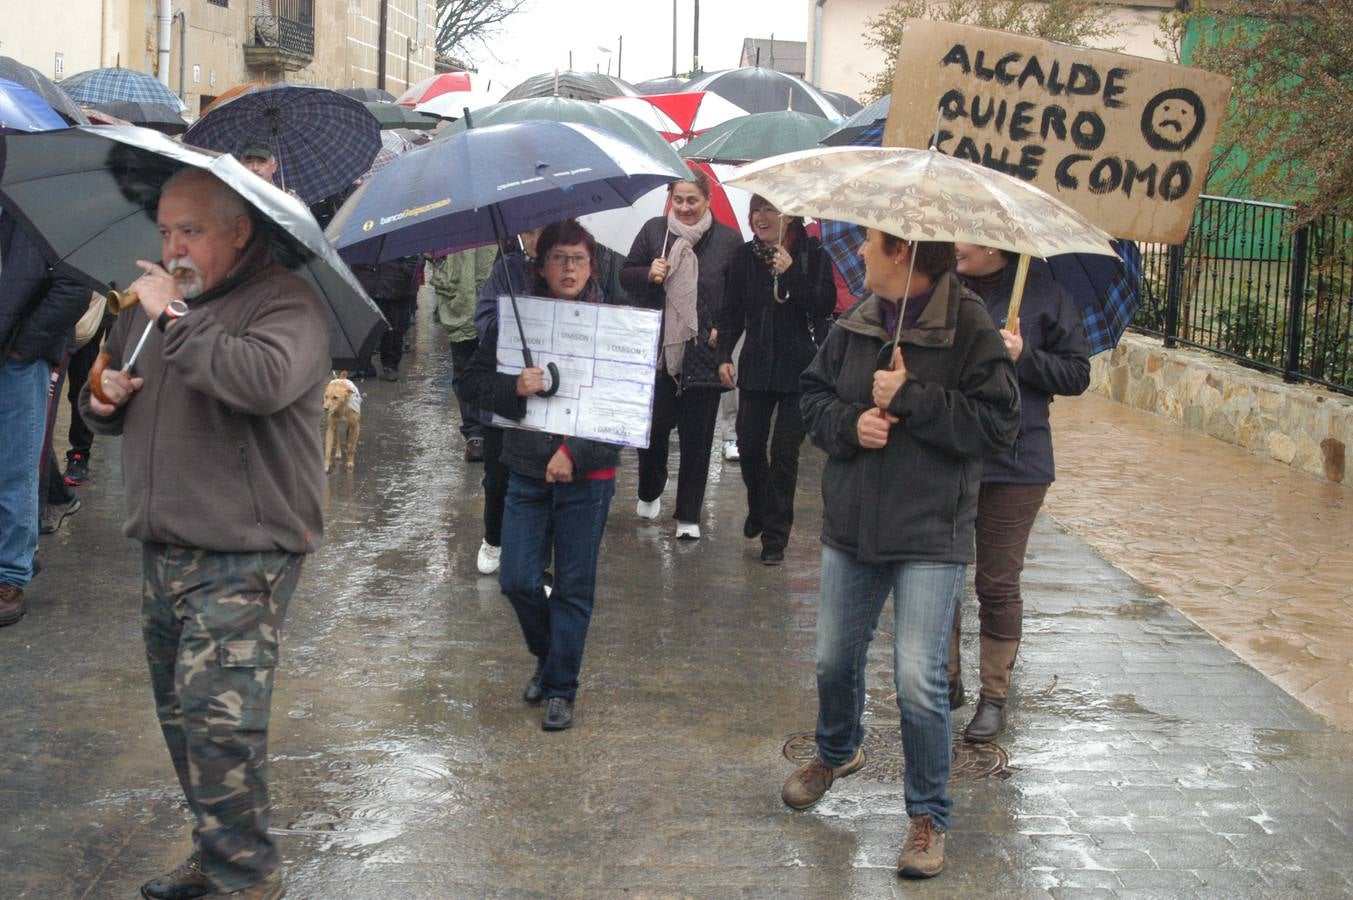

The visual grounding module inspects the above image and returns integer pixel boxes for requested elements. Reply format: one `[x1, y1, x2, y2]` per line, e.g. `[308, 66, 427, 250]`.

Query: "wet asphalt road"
[5, 305, 1353, 898]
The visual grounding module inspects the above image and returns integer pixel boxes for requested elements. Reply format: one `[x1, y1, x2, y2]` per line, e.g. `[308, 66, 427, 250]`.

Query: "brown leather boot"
[0, 584, 26, 627]
[964, 637, 1019, 742]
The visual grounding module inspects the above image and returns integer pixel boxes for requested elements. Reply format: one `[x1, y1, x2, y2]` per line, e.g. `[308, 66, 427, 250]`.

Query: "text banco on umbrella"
[328, 119, 690, 263]
[183, 84, 382, 205]
[0, 125, 385, 368]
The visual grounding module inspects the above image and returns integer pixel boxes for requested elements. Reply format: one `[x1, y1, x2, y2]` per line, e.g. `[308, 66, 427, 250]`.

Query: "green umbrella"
[680, 110, 837, 164]
[362, 100, 439, 130]
[436, 96, 686, 174]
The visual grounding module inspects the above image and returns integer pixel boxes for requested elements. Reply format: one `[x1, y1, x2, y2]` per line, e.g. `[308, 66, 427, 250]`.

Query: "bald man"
[80, 169, 328, 899]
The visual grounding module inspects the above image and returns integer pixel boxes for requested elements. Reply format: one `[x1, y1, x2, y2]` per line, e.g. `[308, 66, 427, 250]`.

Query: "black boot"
[963, 696, 1006, 743]
[140, 853, 212, 899]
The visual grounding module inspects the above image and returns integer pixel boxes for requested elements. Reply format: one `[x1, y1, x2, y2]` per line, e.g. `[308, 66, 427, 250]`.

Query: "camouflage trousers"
[141, 543, 303, 892]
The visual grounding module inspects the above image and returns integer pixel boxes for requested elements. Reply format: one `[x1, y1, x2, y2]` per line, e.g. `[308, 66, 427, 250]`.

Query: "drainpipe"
[377, 0, 389, 90]
[157, 0, 172, 84]
[811, 0, 826, 87]
[174, 8, 187, 101]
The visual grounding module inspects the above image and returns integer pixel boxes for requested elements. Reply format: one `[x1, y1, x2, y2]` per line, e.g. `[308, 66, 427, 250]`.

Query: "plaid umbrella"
[59, 67, 185, 111]
[357, 130, 416, 184]
[183, 84, 381, 204]
[816, 124, 1141, 354]
[0, 56, 87, 124]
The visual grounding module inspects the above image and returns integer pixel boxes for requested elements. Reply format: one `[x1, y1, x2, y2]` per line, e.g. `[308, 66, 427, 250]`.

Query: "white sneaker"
[476, 539, 501, 575]
[675, 521, 701, 540]
[636, 497, 661, 520]
[723, 440, 740, 461]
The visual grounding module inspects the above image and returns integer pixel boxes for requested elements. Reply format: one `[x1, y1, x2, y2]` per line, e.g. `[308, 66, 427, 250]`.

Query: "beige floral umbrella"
[724, 145, 1118, 339]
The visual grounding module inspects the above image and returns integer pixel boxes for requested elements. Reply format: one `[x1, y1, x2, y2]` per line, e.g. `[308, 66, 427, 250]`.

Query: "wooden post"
[1004, 254, 1032, 334]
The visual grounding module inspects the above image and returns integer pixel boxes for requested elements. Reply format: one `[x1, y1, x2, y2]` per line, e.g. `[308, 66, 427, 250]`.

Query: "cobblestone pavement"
[4, 313, 1352, 898]
[1047, 392, 1353, 730]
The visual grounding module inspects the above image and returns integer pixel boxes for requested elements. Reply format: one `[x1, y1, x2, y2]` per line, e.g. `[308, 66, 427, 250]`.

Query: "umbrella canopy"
[0, 125, 385, 367]
[363, 100, 439, 130]
[822, 90, 863, 116]
[634, 76, 687, 94]
[501, 70, 638, 103]
[680, 110, 836, 164]
[357, 130, 416, 185]
[200, 81, 271, 115]
[395, 72, 476, 107]
[0, 78, 67, 132]
[725, 146, 1117, 259]
[600, 91, 747, 143]
[59, 66, 185, 111]
[412, 89, 503, 119]
[183, 84, 382, 204]
[682, 68, 840, 118]
[328, 119, 688, 263]
[0, 57, 87, 124]
[821, 94, 889, 146]
[338, 87, 396, 103]
[90, 100, 187, 134]
[435, 96, 686, 174]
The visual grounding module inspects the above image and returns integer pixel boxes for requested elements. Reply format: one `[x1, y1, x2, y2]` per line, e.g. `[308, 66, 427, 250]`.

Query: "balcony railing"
[250, 0, 314, 59]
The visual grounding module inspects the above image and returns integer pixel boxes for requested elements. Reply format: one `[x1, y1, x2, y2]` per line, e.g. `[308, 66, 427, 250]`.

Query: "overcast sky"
[468, 1, 810, 91]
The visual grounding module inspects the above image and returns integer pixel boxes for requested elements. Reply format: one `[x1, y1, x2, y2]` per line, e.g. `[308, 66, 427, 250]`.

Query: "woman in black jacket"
[782, 230, 1019, 879]
[456, 220, 623, 732]
[949, 244, 1091, 743]
[716, 196, 835, 564]
[621, 168, 742, 540]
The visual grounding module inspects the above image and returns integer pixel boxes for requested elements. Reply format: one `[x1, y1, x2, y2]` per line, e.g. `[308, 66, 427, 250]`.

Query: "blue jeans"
[500, 472, 615, 702]
[0, 358, 51, 586]
[814, 544, 965, 831]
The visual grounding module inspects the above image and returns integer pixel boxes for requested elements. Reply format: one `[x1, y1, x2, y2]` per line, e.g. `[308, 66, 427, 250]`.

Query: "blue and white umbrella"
[328, 119, 689, 263]
[0, 77, 67, 132]
[59, 66, 185, 111]
[183, 84, 381, 205]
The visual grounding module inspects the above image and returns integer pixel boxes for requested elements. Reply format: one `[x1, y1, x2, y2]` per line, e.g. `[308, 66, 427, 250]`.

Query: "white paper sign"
[493, 295, 662, 449]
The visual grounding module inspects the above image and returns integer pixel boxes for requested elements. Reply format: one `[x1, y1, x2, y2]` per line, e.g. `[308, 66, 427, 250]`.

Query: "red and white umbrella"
[413, 89, 501, 120]
[600, 91, 746, 144]
[396, 72, 501, 108]
[579, 160, 754, 256]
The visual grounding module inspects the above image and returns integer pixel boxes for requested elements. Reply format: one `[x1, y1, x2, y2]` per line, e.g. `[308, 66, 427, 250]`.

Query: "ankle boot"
[964, 695, 1006, 742]
[965, 636, 1019, 741]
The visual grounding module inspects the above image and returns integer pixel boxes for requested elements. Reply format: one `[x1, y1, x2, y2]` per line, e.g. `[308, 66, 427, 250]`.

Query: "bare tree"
[862, 0, 1122, 100]
[437, 0, 530, 63]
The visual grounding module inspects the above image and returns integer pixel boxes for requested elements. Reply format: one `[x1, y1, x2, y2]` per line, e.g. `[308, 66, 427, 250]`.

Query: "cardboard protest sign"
[884, 20, 1232, 244]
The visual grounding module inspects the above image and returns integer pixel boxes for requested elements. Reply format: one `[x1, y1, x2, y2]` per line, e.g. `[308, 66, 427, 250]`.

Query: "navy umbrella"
[183, 84, 381, 204]
[329, 118, 686, 391]
[0, 56, 87, 124]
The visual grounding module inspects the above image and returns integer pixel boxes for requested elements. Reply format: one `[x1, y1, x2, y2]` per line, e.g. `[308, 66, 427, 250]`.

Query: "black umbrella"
[362, 100, 439, 130]
[682, 67, 841, 118]
[0, 125, 385, 367]
[338, 87, 396, 103]
[501, 70, 638, 103]
[0, 56, 87, 124]
[90, 100, 188, 134]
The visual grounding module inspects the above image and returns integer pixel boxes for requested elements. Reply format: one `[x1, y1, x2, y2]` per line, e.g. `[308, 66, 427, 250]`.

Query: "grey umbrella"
[0, 56, 88, 124]
[0, 125, 385, 367]
[501, 70, 638, 103]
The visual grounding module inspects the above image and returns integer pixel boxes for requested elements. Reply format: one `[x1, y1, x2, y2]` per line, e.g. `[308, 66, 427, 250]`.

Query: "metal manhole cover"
[783, 726, 1014, 784]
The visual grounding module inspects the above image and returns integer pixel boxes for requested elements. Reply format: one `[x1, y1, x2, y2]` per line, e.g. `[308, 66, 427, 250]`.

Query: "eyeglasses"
[545, 252, 590, 269]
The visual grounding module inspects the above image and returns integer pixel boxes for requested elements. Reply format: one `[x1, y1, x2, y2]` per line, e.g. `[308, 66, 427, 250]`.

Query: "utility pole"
[618, 35, 623, 80]
[671, 0, 677, 76]
[692, 0, 700, 75]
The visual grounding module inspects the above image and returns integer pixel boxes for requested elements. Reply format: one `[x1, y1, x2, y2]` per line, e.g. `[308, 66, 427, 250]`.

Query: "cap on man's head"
[239, 142, 274, 162]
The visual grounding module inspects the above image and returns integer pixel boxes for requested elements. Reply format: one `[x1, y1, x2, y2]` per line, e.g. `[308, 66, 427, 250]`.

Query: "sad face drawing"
[1141, 88, 1206, 153]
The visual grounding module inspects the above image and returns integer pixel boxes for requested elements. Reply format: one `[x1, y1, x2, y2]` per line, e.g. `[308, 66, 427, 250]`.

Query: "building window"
[209, 0, 228, 6]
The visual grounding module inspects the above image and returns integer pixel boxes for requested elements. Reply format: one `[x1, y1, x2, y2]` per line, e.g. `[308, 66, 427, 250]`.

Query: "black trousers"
[65, 321, 107, 457]
[449, 337, 483, 439]
[376, 296, 415, 369]
[736, 388, 806, 552]
[481, 426, 509, 547]
[636, 375, 722, 523]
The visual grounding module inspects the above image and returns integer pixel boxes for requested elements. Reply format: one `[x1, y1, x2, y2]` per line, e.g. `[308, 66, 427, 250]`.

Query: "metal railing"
[1132, 195, 1353, 395]
[251, 0, 315, 57]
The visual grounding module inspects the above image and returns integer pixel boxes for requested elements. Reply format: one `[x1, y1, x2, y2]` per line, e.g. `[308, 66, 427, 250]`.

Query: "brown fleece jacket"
[78, 238, 330, 554]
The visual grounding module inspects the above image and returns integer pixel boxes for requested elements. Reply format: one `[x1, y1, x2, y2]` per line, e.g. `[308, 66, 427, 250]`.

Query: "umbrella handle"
[537, 361, 561, 398]
[89, 352, 115, 406]
[1004, 255, 1031, 336]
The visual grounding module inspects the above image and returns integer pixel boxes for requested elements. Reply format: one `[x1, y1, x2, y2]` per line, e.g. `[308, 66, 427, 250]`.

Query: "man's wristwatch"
[155, 299, 190, 332]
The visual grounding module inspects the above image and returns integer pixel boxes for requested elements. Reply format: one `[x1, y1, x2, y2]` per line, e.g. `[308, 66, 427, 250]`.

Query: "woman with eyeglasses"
[456, 219, 622, 732]
[621, 166, 742, 540]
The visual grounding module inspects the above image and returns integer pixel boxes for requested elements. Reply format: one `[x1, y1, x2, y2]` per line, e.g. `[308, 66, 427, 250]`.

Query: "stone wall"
[1091, 334, 1351, 484]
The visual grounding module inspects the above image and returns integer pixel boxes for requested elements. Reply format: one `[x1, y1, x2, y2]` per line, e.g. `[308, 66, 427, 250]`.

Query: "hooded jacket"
[962, 265, 1090, 484]
[0, 213, 91, 365]
[78, 237, 330, 554]
[800, 271, 1021, 564]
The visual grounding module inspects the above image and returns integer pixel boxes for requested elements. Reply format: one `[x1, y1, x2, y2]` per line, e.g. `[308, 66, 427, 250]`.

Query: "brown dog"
[322, 372, 362, 473]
